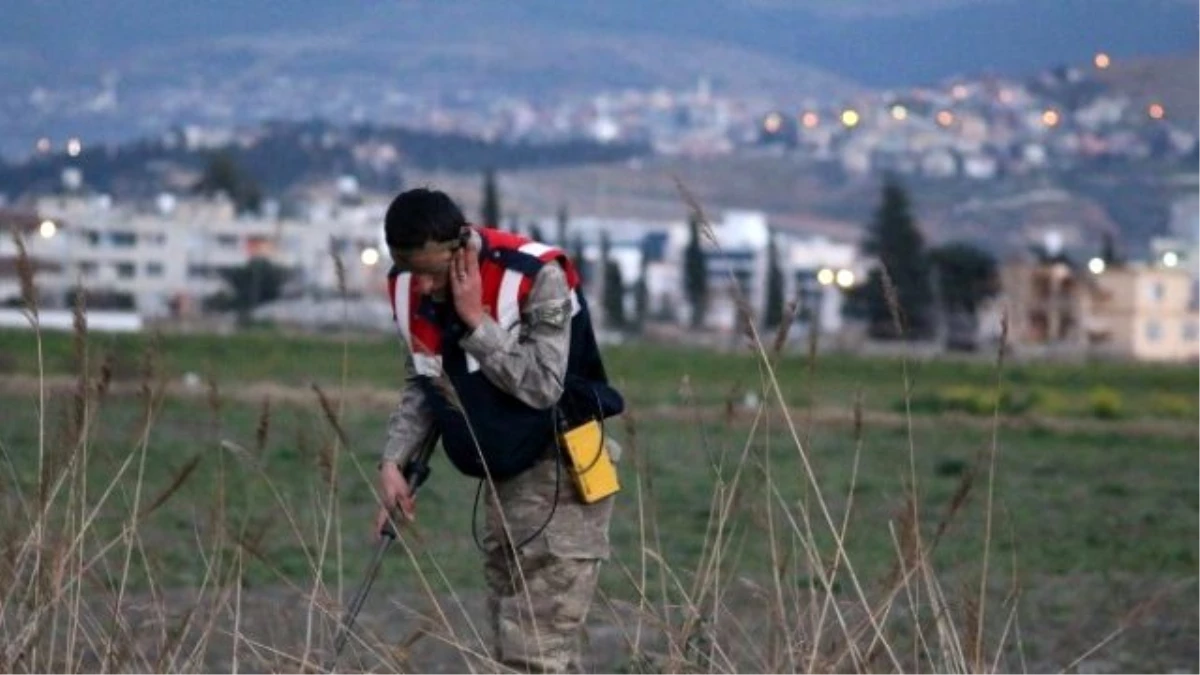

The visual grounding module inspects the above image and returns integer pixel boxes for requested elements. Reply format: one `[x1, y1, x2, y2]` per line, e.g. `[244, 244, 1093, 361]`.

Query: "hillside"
[2, 1, 1194, 91]
[1098, 52, 1199, 123]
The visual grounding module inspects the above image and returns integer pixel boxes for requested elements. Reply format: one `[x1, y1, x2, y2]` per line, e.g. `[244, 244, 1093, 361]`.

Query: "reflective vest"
[387, 227, 622, 480]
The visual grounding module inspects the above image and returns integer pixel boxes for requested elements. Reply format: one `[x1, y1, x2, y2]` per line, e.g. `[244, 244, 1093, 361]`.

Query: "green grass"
[2, 386, 1194, 593]
[1, 325, 1196, 672]
[0, 328, 1195, 419]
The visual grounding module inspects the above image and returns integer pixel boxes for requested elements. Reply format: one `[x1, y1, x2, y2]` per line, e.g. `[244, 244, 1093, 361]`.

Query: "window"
[82, 230, 100, 247]
[215, 234, 239, 249]
[115, 262, 136, 279]
[1185, 322, 1198, 342]
[109, 231, 137, 248]
[187, 264, 214, 279]
[146, 262, 164, 277]
[1145, 319, 1162, 342]
[77, 261, 97, 277]
[1148, 281, 1165, 303]
[146, 232, 167, 246]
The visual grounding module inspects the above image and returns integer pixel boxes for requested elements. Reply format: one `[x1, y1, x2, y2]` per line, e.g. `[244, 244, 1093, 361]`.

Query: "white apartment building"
[658, 210, 860, 334]
[27, 193, 390, 318]
[532, 210, 861, 336]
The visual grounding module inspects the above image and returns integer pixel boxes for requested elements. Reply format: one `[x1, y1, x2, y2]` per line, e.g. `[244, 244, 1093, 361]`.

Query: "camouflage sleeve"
[380, 350, 436, 466]
[459, 261, 572, 410]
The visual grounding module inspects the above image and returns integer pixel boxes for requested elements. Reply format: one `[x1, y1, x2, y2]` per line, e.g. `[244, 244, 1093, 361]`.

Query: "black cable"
[471, 404, 564, 554]
[466, 335, 608, 554]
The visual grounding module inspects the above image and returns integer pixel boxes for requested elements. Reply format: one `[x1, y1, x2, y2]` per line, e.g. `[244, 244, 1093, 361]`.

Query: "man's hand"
[450, 244, 485, 329]
[375, 462, 415, 540]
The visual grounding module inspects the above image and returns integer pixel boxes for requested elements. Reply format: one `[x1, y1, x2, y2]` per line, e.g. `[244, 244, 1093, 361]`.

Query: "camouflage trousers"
[481, 441, 618, 673]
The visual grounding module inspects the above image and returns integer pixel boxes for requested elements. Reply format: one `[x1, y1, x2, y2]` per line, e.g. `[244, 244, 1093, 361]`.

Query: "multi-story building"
[658, 210, 860, 335]
[999, 256, 1199, 361]
[29, 193, 390, 318]
[530, 210, 861, 336]
[1088, 263, 1199, 361]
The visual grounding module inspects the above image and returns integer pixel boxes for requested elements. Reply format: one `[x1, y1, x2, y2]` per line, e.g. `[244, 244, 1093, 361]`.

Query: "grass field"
[0, 326, 1196, 672]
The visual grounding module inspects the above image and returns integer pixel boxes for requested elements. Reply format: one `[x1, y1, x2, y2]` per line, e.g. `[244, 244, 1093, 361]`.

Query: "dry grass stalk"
[675, 177, 902, 671]
[310, 383, 349, 449]
[255, 395, 272, 456]
[13, 232, 38, 319]
[96, 352, 114, 398]
[879, 265, 906, 338]
[961, 579, 982, 673]
[770, 299, 798, 360]
[331, 247, 347, 298]
[929, 460, 977, 551]
[138, 454, 202, 519]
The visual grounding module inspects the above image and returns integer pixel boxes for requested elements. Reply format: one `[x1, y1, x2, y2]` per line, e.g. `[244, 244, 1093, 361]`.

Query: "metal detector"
[328, 433, 438, 669]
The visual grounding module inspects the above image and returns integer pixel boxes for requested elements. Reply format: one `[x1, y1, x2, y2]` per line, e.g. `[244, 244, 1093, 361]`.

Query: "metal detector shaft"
[329, 434, 437, 667]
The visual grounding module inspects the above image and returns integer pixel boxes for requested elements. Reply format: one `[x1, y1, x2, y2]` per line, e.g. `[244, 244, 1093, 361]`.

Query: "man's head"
[385, 188, 469, 297]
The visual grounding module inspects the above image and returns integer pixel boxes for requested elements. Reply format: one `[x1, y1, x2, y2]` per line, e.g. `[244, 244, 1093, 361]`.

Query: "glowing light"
[360, 247, 380, 266]
[1041, 109, 1060, 127]
[890, 104, 908, 121]
[1163, 251, 1180, 268]
[840, 109, 860, 128]
[763, 112, 783, 134]
[66, 137, 81, 157]
[38, 220, 57, 239]
[1088, 257, 1106, 275]
[801, 111, 819, 128]
[951, 84, 968, 100]
[817, 268, 835, 285]
[35, 137, 50, 154]
[835, 269, 856, 288]
[1093, 52, 1111, 70]
[936, 110, 955, 127]
[1148, 103, 1165, 120]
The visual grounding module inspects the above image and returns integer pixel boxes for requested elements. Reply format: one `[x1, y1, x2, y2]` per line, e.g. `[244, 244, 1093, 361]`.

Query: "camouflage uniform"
[382, 247, 616, 672]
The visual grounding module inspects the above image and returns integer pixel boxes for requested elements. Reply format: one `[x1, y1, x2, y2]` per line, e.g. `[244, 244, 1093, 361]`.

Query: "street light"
[835, 269, 855, 288]
[936, 110, 954, 127]
[840, 109, 860, 128]
[801, 111, 819, 129]
[1041, 109, 1060, 127]
[817, 268, 835, 286]
[360, 247, 380, 266]
[39, 220, 57, 239]
[1094, 52, 1111, 70]
[67, 137, 81, 157]
[1162, 251, 1179, 268]
[1088, 257, 1106, 274]
[890, 104, 908, 121]
[1148, 103, 1165, 120]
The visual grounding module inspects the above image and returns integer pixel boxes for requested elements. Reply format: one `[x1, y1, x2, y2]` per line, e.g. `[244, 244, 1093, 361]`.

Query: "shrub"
[903, 385, 1032, 416]
[1089, 386, 1123, 419]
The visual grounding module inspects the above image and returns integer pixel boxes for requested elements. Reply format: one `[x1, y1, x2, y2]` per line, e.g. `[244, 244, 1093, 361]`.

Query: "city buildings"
[998, 256, 1199, 361]
[17, 192, 389, 318]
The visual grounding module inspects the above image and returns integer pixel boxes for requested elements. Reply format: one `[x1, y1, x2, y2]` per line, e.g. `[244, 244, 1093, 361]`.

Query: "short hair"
[384, 188, 468, 249]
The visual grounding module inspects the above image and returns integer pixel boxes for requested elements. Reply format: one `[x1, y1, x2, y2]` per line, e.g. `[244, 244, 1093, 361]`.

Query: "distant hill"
[0, 122, 650, 202]
[1097, 52, 1199, 123]
[2, 1, 1196, 93]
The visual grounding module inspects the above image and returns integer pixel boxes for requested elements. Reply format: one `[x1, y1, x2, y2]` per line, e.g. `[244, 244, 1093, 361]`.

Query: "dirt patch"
[2, 375, 1193, 440]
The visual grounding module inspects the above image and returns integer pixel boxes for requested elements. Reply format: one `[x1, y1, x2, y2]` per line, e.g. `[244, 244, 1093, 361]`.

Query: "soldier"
[376, 188, 623, 672]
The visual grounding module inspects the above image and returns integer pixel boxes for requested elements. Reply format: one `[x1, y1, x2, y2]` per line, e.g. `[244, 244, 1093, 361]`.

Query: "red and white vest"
[387, 228, 580, 376]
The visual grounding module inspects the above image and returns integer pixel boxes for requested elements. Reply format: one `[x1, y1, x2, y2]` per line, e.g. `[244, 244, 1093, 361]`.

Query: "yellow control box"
[560, 420, 620, 503]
